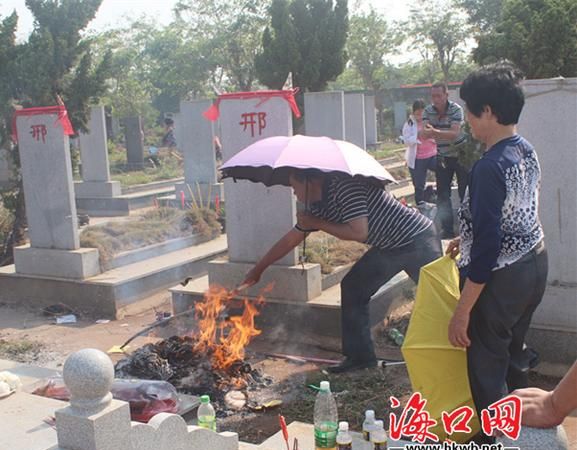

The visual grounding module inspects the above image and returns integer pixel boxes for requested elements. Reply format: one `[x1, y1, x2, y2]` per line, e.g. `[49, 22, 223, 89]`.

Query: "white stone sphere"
[63, 348, 114, 413]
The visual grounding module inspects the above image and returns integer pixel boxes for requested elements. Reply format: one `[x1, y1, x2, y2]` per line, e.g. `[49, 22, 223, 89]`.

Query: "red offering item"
[279, 414, 290, 450]
[31, 378, 180, 423]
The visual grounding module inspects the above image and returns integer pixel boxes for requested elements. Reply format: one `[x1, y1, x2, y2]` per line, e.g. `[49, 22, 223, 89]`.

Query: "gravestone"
[174, 100, 223, 205]
[76, 106, 121, 198]
[344, 92, 366, 149]
[304, 91, 345, 139]
[518, 78, 577, 364]
[13, 106, 99, 279]
[207, 92, 321, 302]
[393, 101, 407, 136]
[124, 116, 144, 169]
[364, 94, 378, 146]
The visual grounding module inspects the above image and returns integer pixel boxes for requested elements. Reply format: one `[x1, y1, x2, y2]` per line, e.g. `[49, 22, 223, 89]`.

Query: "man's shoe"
[326, 358, 378, 374]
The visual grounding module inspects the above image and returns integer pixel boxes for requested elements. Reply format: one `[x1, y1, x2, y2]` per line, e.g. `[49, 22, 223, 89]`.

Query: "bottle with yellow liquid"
[371, 420, 387, 449]
[336, 421, 353, 450]
[314, 381, 338, 450]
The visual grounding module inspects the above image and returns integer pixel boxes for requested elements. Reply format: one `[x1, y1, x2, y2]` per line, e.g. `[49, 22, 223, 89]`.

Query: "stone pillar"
[56, 349, 132, 450]
[208, 93, 321, 302]
[174, 100, 223, 205]
[344, 92, 366, 149]
[304, 91, 345, 139]
[393, 101, 407, 136]
[364, 94, 378, 146]
[76, 106, 121, 198]
[13, 108, 99, 279]
[518, 78, 577, 364]
[124, 116, 144, 169]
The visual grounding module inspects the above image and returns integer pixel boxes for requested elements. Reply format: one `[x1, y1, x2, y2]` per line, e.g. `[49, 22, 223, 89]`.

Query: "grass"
[108, 145, 184, 186]
[110, 156, 183, 186]
[80, 207, 221, 270]
[281, 366, 412, 431]
[302, 232, 367, 274]
[368, 141, 405, 160]
[0, 338, 44, 361]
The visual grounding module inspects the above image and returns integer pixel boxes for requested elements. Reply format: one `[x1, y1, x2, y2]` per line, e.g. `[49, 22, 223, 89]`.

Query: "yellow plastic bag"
[401, 255, 480, 443]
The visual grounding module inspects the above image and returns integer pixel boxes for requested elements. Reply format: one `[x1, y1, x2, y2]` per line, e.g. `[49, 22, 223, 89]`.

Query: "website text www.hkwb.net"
[391, 443, 520, 450]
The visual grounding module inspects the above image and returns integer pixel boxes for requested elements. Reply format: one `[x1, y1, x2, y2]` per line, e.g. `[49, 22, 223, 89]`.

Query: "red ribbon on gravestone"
[203, 88, 301, 122]
[11, 104, 75, 143]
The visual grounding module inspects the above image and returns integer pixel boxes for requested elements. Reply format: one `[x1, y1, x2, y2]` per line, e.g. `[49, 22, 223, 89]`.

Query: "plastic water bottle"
[370, 420, 388, 450]
[388, 328, 404, 346]
[314, 381, 338, 450]
[336, 421, 352, 450]
[362, 409, 376, 449]
[197, 394, 216, 431]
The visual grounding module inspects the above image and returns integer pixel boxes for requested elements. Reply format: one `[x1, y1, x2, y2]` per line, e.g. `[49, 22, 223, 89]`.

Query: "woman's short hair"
[460, 61, 525, 125]
[412, 99, 426, 112]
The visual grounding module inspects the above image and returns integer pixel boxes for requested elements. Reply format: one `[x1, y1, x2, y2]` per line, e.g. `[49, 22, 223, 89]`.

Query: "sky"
[0, 0, 413, 38]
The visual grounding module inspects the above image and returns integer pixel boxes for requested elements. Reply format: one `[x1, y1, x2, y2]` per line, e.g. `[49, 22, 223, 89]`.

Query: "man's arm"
[242, 228, 305, 286]
[513, 361, 577, 428]
[426, 122, 461, 141]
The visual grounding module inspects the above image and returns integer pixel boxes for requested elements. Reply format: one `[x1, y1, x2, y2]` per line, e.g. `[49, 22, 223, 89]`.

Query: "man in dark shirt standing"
[422, 82, 468, 239]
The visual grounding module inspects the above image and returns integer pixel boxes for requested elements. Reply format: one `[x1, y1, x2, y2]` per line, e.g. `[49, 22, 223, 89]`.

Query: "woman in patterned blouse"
[446, 61, 548, 443]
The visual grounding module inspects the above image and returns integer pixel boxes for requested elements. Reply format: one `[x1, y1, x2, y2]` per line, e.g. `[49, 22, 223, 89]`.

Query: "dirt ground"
[0, 293, 573, 447]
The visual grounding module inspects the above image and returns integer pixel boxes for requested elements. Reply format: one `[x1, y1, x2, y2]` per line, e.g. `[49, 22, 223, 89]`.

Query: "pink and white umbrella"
[220, 135, 396, 187]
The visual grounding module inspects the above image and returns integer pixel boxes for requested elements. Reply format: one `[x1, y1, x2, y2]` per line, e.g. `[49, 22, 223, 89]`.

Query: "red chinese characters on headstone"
[389, 393, 439, 444]
[239, 112, 267, 137]
[481, 395, 522, 440]
[441, 406, 475, 436]
[30, 124, 47, 143]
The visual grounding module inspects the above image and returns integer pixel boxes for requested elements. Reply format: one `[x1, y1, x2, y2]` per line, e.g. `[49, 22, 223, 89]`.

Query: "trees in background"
[255, 0, 349, 92]
[346, 7, 401, 91]
[473, 0, 577, 78]
[403, 1, 472, 83]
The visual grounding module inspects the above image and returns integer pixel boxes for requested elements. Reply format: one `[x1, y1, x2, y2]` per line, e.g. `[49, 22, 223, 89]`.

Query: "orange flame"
[192, 284, 272, 370]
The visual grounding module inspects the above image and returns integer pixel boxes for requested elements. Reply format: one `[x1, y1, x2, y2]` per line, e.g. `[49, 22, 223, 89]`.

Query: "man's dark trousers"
[340, 225, 442, 362]
[436, 155, 468, 236]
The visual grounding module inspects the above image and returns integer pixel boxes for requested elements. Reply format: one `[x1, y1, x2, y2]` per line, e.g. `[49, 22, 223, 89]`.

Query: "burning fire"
[192, 284, 272, 370]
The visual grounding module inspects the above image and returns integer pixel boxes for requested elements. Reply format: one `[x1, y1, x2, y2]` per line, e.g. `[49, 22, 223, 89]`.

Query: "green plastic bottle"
[197, 395, 216, 431]
[314, 381, 338, 450]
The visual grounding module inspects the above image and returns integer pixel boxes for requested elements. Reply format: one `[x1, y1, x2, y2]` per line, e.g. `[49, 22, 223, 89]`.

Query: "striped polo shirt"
[308, 176, 432, 250]
[422, 100, 466, 157]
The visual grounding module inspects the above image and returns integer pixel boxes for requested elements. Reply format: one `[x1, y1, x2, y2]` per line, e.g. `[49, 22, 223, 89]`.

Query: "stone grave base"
[75, 178, 183, 217]
[207, 260, 322, 303]
[75, 180, 122, 198]
[0, 236, 227, 319]
[14, 245, 100, 279]
[171, 271, 412, 338]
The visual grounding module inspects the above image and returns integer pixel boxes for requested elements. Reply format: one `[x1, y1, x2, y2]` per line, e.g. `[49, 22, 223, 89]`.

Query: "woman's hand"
[296, 211, 321, 231]
[448, 306, 471, 348]
[446, 237, 461, 259]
